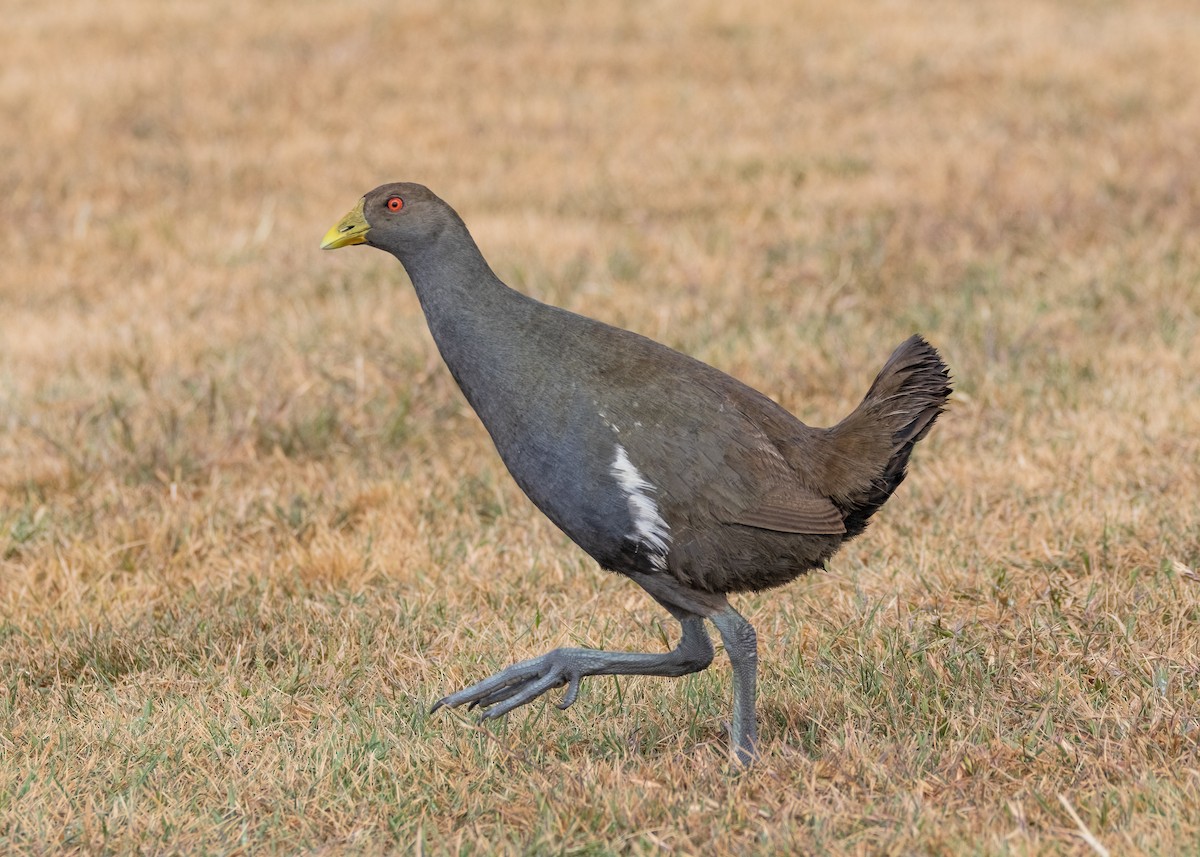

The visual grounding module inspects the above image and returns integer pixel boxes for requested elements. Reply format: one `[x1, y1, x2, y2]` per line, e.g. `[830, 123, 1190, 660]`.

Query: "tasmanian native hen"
[322, 183, 951, 763]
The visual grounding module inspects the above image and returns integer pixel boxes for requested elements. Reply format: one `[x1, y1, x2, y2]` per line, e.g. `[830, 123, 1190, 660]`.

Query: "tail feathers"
[830, 334, 951, 539]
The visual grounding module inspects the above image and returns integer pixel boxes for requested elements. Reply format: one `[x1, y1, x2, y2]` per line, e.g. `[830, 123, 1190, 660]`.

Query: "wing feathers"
[723, 487, 846, 535]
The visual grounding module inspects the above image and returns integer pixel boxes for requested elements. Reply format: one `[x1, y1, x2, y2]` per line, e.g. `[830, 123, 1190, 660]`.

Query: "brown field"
[3, 0, 1199, 853]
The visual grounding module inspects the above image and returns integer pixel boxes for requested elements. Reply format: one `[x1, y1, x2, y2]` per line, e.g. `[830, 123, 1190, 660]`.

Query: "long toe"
[478, 672, 569, 720]
[431, 657, 549, 712]
[471, 676, 554, 711]
[430, 651, 586, 721]
[556, 673, 582, 710]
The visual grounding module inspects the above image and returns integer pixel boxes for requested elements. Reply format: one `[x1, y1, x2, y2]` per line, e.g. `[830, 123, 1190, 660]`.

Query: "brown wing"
[722, 483, 846, 534]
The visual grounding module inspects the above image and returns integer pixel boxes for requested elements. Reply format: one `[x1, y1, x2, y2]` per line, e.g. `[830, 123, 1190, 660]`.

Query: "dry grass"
[3, 0, 1200, 853]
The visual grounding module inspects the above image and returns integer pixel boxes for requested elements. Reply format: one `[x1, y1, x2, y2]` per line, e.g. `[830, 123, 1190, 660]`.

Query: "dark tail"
[828, 335, 952, 539]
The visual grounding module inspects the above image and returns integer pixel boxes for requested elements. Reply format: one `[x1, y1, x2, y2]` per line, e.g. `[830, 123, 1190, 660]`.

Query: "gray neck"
[397, 228, 508, 324]
[390, 229, 535, 421]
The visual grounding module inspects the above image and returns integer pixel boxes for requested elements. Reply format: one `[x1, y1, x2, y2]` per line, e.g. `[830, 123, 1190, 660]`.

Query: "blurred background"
[2, 0, 1198, 852]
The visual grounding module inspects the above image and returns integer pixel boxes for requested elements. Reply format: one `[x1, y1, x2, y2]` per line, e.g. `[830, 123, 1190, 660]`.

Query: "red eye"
[387, 197, 403, 212]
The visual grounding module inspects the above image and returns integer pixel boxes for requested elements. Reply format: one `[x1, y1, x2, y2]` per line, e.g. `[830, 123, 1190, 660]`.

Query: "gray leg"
[711, 605, 759, 765]
[431, 613, 714, 719]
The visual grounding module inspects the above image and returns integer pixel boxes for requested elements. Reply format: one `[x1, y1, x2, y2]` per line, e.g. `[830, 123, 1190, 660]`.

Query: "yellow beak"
[320, 197, 370, 249]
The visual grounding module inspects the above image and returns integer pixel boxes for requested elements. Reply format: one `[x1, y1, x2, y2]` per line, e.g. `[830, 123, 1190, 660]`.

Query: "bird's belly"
[496, 434, 641, 571]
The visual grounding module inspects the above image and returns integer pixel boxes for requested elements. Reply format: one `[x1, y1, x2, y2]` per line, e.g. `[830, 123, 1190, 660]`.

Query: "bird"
[321, 182, 951, 764]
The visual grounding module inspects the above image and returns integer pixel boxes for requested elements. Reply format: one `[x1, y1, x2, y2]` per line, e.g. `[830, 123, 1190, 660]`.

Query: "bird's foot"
[430, 649, 586, 720]
[725, 721, 759, 768]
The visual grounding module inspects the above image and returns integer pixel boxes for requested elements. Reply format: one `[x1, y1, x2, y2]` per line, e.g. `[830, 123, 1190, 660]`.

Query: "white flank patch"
[610, 444, 671, 570]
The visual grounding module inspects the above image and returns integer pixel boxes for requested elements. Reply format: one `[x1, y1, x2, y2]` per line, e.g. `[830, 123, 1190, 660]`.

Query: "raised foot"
[430, 649, 585, 721]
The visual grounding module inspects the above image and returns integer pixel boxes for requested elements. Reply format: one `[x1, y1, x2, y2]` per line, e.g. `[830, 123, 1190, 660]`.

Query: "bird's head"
[321, 182, 465, 260]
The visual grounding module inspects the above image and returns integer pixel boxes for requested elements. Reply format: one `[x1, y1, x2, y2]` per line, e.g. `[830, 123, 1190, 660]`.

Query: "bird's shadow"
[430, 692, 825, 770]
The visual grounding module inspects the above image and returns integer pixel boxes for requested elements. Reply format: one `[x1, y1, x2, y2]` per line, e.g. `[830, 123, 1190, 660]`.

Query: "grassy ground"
[3, 0, 1199, 853]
